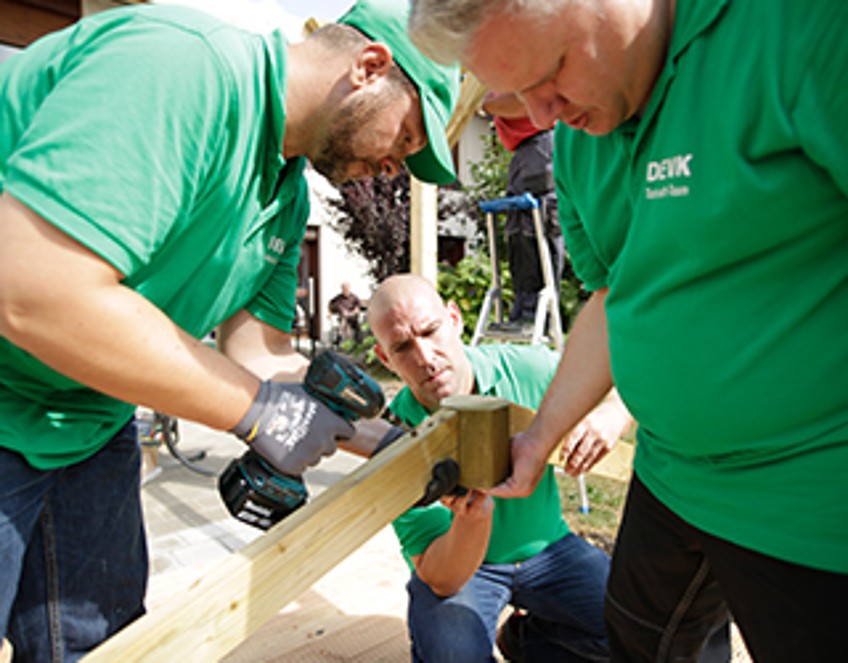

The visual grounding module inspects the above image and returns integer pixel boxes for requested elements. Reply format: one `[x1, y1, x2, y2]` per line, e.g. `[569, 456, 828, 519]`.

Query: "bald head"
[369, 274, 473, 411]
[368, 274, 440, 327]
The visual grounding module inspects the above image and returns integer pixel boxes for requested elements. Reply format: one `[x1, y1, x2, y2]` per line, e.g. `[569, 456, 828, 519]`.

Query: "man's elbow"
[414, 558, 468, 597]
[422, 575, 465, 598]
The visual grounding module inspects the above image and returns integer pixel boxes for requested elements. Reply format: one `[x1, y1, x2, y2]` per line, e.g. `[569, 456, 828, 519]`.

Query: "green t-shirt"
[390, 344, 570, 568]
[0, 5, 309, 468]
[554, 0, 848, 572]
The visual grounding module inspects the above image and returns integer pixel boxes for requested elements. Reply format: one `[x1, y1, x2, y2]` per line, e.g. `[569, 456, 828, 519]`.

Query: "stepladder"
[470, 193, 590, 512]
[471, 193, 563, 353]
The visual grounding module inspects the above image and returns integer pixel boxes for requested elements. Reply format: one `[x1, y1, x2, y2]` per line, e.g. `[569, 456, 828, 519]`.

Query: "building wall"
[457, 114, 491, 188]
[305, 171, 374, 343]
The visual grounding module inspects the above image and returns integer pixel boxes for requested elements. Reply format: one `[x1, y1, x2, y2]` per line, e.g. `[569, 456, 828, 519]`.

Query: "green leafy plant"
[465, 124, 512, 207]
[437, 253, 514, 343]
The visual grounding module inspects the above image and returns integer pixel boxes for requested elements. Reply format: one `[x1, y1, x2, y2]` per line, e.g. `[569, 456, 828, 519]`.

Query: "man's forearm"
[4, 282, 258, 429]
[414, 517, 490, 597]
[338, 418, 396, 458]
[528, 288, 614, 454]
[0, 193, 257, 430]
[218, 309, 310, 383]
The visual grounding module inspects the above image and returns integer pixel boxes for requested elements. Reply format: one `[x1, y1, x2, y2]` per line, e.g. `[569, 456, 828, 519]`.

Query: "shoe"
[496, 610, 527, 662]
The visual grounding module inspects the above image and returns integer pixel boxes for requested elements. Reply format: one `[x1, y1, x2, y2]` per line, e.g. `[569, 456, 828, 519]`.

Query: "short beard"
[312, 101, 363, 184]
[312, 93, 383, 184]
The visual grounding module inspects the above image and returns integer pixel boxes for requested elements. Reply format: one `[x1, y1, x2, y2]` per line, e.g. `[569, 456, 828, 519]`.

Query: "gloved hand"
[231, 381, 355, 476]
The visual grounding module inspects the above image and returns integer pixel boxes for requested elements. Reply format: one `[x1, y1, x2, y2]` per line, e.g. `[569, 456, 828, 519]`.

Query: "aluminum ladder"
[470, 193, 563, 353]
[470, 193, 588, 512]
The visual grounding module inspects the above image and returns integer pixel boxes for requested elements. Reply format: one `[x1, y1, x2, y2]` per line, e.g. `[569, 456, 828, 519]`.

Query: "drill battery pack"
[218, 450, 308, 530]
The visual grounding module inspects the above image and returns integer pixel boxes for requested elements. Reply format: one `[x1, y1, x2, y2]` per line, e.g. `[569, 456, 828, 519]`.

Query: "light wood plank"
[443, 394, 510, 488]
[85, 397, 591, 662]
[446, 73, 487, 148]
[83, 408, 462, 662]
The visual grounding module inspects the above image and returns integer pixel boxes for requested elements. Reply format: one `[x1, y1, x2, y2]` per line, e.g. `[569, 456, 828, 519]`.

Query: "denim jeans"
[0, 420, 148, 663]
[605, 474, 848, 662]
[407, 533, 611, 662]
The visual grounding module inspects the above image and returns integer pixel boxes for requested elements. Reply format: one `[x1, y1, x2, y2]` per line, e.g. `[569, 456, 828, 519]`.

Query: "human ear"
[446, 300, 464, 331]
[349, 43, 393, 89]
[373, 342, 395, 373]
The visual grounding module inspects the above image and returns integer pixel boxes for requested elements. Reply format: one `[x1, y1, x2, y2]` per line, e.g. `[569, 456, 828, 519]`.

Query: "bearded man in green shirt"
[366, 274, 634, 662]
[0, 1, 459, 660]
[408, 0, 848, 660]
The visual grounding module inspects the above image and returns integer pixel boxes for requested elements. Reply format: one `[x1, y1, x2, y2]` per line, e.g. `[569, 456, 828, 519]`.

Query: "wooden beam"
[410, 72, 487, 278]
[84, 397, 541, 661]
[84, 407, 461, 661]
[446, 72, 487, 148]
[409, 177, 438, 282]
[443, 394, 510, 489]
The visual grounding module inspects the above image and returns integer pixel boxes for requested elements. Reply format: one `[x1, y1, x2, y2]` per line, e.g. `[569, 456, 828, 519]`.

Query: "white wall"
[151, 0, 305, 37]
[304, 170, 375, 341]
[457, 114, 491, 187]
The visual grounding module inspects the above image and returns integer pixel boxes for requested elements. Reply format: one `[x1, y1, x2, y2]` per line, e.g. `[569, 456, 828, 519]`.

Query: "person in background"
[408, 0, 848, 660]
[0, 1, 459, 659]
[329, 281, 365, 344]
[365, 273, 633, 662]
[482, 92, 565, 327]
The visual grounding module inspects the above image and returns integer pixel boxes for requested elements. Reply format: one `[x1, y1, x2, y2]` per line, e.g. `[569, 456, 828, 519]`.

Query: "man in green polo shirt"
[0, 1, 459, 659]
[408, 0, 848, 660]
[366, 274, 634, 661]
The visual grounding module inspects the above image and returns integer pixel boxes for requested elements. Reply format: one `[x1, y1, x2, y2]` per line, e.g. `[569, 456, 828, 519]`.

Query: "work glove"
[231, 381, 354, 476]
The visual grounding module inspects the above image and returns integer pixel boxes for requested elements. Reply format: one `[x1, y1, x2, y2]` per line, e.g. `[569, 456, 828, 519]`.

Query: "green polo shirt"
[390, 344, 570, 568]
[554, 0, 848, 572]
[0, 5, 309, 468]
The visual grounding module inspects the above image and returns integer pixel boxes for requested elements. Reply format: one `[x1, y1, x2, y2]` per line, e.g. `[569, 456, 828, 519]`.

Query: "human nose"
[379, 157, 401, 179]
[518, 85, 562, 131]
[411, 339, 436, 368]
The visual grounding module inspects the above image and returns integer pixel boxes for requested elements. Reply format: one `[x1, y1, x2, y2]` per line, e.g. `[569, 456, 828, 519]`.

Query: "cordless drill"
[218, 351, 384, 530]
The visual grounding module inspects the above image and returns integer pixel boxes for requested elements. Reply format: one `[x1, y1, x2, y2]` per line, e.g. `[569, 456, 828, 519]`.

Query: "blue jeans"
[0, 420, 148, 662]
[407, 533, 610, 662]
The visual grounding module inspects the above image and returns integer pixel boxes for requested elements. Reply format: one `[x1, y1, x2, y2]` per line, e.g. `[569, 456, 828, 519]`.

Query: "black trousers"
[605, 475, 848, 662]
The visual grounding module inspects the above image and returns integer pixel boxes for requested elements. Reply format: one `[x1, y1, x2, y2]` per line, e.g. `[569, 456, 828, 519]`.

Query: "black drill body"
[218, 351, 384, 530]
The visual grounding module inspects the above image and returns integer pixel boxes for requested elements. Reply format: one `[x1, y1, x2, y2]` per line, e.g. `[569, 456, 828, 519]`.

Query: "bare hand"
[441, 489, 493, 520]
[560, 395, 632, 477]
[486, 430, 550, 499]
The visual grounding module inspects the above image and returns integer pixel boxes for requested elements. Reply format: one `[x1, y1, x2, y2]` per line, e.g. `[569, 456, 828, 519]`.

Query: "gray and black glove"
[231, 381, 354, 476]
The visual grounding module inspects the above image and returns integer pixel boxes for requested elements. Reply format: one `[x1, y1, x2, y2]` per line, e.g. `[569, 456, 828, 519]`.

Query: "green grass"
[557, 472, 629, 554]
